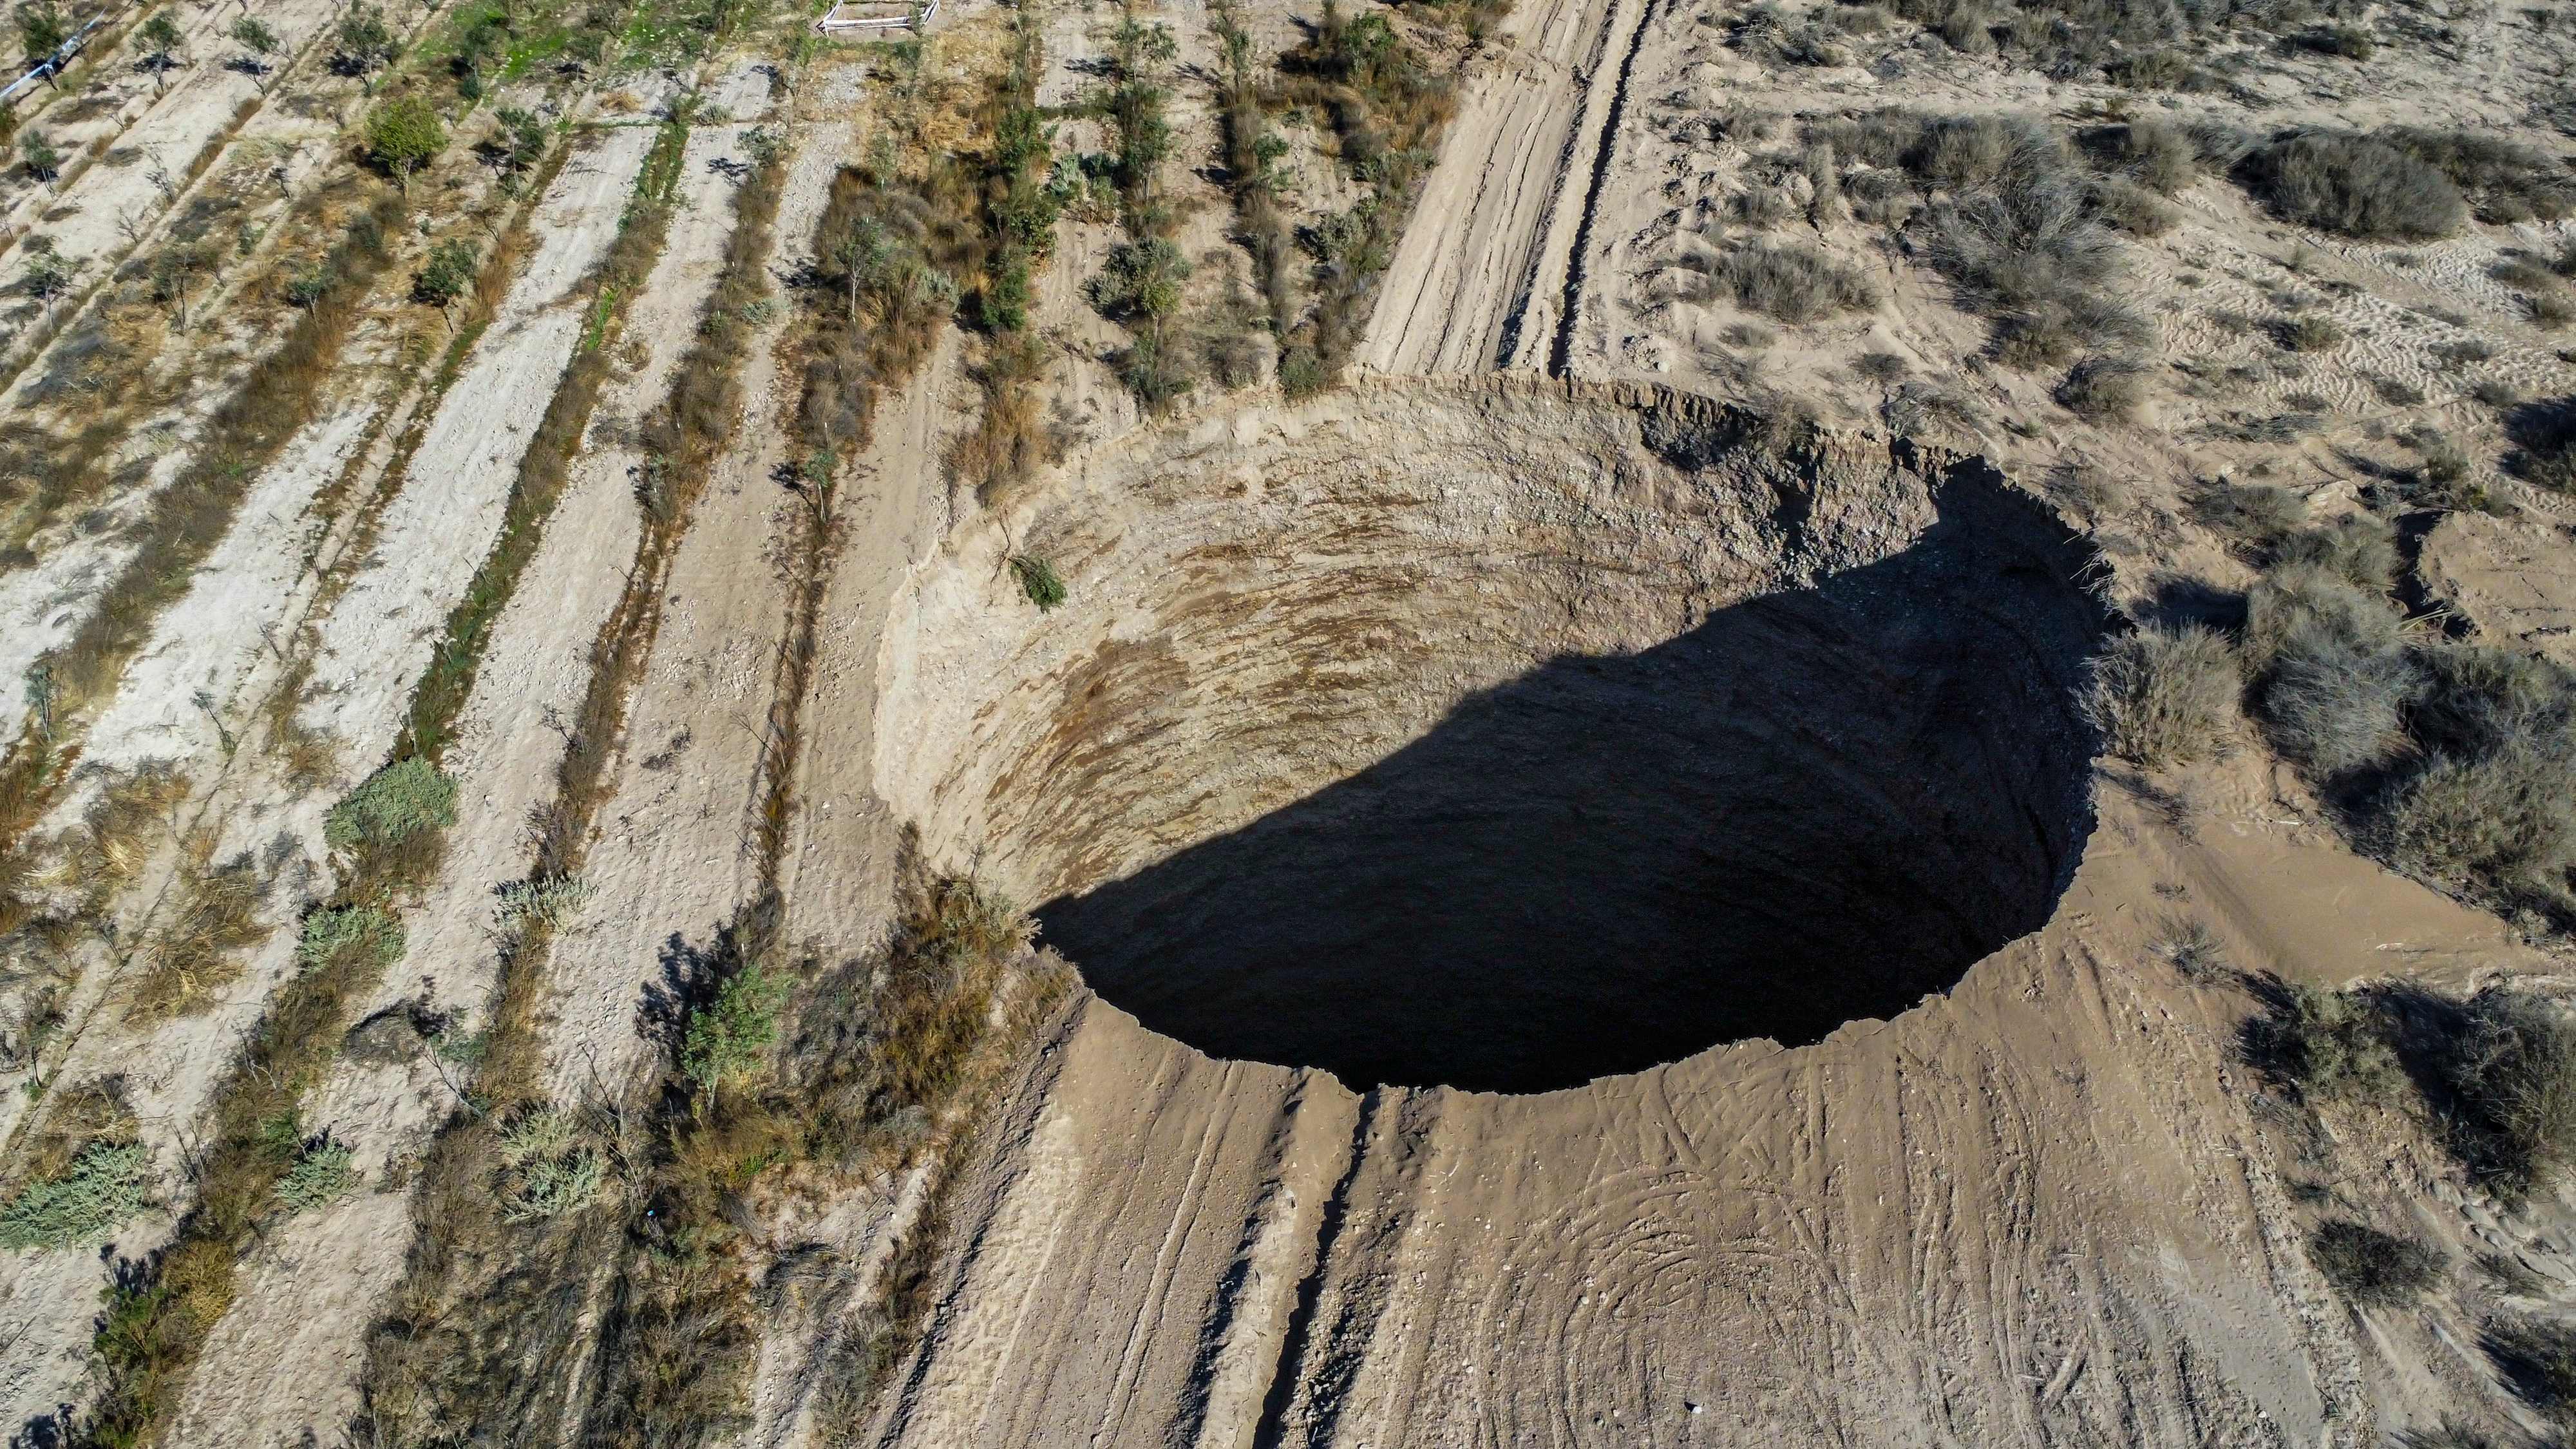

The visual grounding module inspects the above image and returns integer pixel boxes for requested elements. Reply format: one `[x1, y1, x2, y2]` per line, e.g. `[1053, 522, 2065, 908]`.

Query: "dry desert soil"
[5, 0, 2576, 1443]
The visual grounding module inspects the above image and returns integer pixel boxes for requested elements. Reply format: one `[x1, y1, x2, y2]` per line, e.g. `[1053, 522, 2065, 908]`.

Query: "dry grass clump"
[2374, 648, 2576, 918]
[2277, 313, 2344, 352]
[2235, 131, 2467, 240]
[2488, 1316, 2576, 1431]
[2307, 1219, 2443, 1305]
[2427, 990, 2576, 1201]
[1678, 239, 1879, 322]
[2243, 978, 2405, 1101]
[1726, 3, 1849, 65]
[2055, 353, 2148, 421]
[2082, 623, 2240, 768]
[2385, 128, 2576, 224]
[125, 839, 272, 1021]
[2508, 397, 2576, 494]
[2224, 541, 2576, 919]
[2244, 565, 2415, 777]
[2271, 511, 2398, 592]
[1803, 112, 2154, 368]
[2188, 478, 2306, 557]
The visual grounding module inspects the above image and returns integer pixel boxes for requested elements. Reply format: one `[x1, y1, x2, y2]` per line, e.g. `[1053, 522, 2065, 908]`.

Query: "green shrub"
[681, 965, 788, 1094]
[16, 0, 68, 62]
[2245, 567, 2415, 777]
[1084, 238, 1191, 323]
[2245, 981, 2404, 1099]
[503, 1148, 603, 1222]
[495, 875, 594, 932]
[295, 904, 406, 975]
[367, 97, 449, 189]
[1009, 554, 1066, 611]
[493, 1107, 604, 1220]
[413, 239, 478, 308]
[19, 127, 58, 182]
[273, 1139, 355, 1215]
[0, 1141, 151, 1249]
[2082, 623, 2240, 768]
[2307, 1219, 2443, 1305]
[2237, 132, 2466, 240]
[2434, 990, 2576, 1199]
[334, 3, 395, 74]
[324, 758, 458, 853]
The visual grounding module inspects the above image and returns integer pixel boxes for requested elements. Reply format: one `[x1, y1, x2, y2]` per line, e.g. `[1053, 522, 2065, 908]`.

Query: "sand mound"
[878, 378, 2107, 1090]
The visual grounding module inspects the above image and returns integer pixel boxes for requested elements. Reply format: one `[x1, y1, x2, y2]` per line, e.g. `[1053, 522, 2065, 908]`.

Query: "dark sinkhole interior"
[1036, 487, 2108, 1094]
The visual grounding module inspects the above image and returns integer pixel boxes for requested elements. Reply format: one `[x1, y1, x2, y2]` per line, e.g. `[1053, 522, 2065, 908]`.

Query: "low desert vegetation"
[2082, 623, 2240, 769]
[2307, 1219, 2444, 1306]
[1797, 111, 2155, 368]
[571, 864, 1061, 1448]
[1010, 553, 1066, 611]
[294, 904, 406, 976]
[2235, 131, 2467, 241]
[0, 1138, 151, 1249]
[2249, 980, 2576, 1204]
[125, 839, 272, 1020]
[1275, 0, 1464, 391]
[2055, 353, 2148, 421]
[2490, 1316, 2576, 1432]
[1676, 239, 1877, 323]
[272, 1137, 355, 1215]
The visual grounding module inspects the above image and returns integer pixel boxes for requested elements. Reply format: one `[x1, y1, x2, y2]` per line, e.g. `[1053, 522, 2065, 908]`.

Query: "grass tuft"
[2083, 623, 2239, 768]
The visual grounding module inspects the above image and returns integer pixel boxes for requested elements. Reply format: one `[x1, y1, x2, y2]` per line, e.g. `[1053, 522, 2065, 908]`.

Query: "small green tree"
[412, 238, 477, 307]
[679, 964, 787, 1098]
[16, 0, 68, 65]
[137, 11, 184, 89]
[367, 95, 448, 191]
[19, 127, 59, 181]
[229, 14, 275, 79]
[23, 247, 71, 304]
[492, 105, 547, 182]
[334, 3, 395, 78]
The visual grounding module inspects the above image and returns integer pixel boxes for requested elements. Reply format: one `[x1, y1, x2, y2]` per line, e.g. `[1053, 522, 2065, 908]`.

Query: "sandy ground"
[294, 126, 658, 760]
[0, 126, 654, 1437]
[162, 104, 771, 1445]
[1360, 0, 1645, 375]
[13, 0, 2576, 1437]
[0, 0, 368, 376]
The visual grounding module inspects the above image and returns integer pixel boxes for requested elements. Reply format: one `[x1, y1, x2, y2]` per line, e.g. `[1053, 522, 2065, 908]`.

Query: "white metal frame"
[1, 17, 108, 109]
[813, 0, 934, 34]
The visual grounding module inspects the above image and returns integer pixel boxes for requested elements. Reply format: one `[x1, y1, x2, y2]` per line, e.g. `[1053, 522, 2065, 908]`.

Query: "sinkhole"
[878, 384, 2110, 1093]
